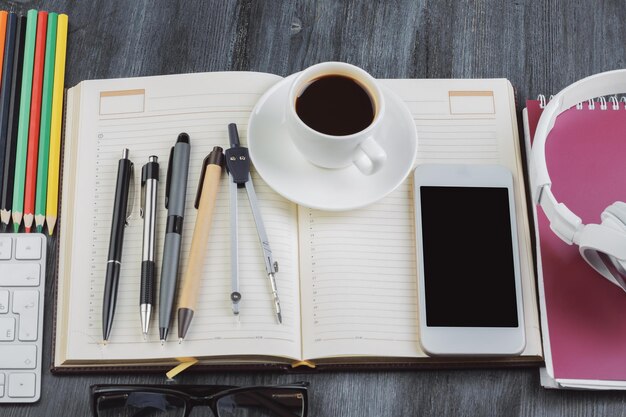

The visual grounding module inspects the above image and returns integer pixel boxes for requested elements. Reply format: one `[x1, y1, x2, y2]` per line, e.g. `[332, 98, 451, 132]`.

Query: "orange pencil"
[23, 11, 47, 232]
[0, 12, 8, 83]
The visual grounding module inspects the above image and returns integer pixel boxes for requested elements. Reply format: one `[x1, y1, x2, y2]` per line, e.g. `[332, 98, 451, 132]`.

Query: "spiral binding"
[537, 94, 626, 110]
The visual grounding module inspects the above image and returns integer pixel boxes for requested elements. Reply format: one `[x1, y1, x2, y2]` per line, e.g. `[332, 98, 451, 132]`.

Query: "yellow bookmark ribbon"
[166, 357, 199, 379]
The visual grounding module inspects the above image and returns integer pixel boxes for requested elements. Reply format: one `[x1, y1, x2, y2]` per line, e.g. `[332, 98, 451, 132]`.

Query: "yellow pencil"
[45, 14, 67, 235]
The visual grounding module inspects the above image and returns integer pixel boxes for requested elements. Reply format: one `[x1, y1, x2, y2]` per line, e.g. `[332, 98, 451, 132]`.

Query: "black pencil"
[0, 15, 25, 231]
[0, 13, 17, 214]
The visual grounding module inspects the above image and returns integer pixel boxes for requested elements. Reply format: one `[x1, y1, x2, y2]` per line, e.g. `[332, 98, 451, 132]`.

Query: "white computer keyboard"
[0, 233, 46, 403]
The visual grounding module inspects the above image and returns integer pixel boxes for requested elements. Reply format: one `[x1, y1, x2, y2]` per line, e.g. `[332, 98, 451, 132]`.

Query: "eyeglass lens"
[96, 392, 186, 417]
[216, 388, 305, 417]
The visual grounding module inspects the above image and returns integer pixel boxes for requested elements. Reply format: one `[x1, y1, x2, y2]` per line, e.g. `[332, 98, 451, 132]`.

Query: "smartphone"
[413, 164, 525, 356]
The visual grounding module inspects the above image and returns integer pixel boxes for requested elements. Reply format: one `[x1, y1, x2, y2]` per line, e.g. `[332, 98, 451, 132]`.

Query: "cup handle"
[353, 137, 387, 175]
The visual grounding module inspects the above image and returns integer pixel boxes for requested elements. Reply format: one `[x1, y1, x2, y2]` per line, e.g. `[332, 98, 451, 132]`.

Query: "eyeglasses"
[90, 382, 308, 417]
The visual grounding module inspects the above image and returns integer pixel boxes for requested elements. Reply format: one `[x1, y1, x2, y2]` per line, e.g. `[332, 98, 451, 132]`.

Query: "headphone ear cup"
[601, 202, 626, 233]
[578, 205, 626, 291]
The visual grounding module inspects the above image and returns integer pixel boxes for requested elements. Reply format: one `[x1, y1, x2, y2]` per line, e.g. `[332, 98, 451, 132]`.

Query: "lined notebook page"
[300, 79, 541, 360]
[60, 72, 303, 362]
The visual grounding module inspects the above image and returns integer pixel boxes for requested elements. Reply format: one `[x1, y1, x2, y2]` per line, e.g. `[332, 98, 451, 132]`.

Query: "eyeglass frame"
[90, 381, 309, 417]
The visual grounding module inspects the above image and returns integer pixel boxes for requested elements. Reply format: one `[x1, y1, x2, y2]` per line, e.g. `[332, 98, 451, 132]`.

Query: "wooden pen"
[177, 146, 224, 342]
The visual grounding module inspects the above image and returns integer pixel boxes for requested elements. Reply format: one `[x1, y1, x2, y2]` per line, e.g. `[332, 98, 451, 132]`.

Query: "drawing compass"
[225, 123, 282, 323]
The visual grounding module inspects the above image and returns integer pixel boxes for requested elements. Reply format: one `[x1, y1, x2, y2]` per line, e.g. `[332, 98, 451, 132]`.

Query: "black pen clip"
[165, 146, 174, 209]
[126, 162, 135, 226]
[141, 156, 159, 218]
[195, 147, 224, 209]
[140, 163, 148, 218]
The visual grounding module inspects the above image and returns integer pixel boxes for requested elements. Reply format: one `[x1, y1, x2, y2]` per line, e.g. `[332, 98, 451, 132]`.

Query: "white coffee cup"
[286, 62, 387, 175]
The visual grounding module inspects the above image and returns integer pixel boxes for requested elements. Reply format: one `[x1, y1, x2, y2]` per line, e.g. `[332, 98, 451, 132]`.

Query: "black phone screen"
[419, 186, 519, 327]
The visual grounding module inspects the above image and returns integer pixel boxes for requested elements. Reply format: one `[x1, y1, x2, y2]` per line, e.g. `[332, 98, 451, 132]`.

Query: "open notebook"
[53, 72, 542, 371]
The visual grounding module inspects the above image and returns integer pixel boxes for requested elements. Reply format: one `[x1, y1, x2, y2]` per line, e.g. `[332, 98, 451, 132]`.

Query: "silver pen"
[140, 156, 159, 339]
[226, 123, 282, 323]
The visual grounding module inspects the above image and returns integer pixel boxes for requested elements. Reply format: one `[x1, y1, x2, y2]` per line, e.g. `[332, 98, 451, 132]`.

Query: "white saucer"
[248, 74, 418, 211]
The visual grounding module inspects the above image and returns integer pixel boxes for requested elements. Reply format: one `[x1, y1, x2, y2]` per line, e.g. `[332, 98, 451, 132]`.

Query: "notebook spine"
[537, 94, 626, 110]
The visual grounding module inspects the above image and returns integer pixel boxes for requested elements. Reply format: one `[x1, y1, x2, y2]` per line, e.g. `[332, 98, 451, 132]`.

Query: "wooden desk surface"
[2, 0, 625, 416]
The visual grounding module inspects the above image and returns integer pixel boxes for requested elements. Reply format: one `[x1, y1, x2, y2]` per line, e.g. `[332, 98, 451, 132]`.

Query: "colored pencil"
[0, 11, 8, 84]
[0, 15, 26, 231]
[0, 13, 16, 213]
[11, 9, 38, 233]
[45, 14, 68, 235]
[23, 11, 47, 232]
[35, 13, 57, 233]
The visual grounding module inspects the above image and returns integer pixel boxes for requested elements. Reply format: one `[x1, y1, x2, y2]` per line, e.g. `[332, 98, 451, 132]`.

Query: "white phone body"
[414, 164, 525, 356]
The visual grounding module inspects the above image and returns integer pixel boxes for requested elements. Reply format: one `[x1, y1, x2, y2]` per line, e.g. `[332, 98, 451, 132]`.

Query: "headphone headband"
[531, 69, 626, 245]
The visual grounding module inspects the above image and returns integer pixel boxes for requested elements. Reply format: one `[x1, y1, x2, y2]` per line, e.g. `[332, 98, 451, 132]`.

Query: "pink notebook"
[525, 98, 626, 386]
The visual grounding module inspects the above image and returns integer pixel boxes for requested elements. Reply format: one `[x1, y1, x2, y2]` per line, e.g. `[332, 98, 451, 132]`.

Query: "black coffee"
[295, 75, 375, 136]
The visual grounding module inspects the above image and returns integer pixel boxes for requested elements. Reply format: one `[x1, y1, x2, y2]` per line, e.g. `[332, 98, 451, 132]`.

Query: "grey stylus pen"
[158, 133, 191, 343]
[140, 155, 159, 339]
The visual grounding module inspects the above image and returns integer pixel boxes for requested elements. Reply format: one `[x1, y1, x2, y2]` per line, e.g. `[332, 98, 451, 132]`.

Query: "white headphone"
[531, 69, 626, 291]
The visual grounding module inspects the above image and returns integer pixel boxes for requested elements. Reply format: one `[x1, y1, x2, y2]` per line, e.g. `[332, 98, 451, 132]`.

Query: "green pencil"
[35, 12, 57, 233]
[11, 9, 38, 233]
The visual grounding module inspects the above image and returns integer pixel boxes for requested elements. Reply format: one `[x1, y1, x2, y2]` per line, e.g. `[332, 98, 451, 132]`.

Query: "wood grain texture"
[1, 0, 625, 416]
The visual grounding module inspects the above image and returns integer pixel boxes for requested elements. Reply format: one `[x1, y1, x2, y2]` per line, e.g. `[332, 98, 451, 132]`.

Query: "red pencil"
[23, 11, 47, 232]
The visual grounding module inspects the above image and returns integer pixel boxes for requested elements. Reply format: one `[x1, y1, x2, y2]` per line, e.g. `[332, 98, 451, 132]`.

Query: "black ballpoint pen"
[159, 133, 191, 343]
[140, 155, 159, 339]
[102, 148, 134, 343]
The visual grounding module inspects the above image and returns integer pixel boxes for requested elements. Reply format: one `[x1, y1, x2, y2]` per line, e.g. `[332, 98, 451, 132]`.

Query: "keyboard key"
[0, 373, 4, 397]
[0, 264, 40, 286]
[0, 291, 8, 313]
[0, 237, 11, 260]
[15, 237, 41, 260]
[0, 318, 15, 341]
[0, 345, 36, 369]
[8, 373, 36, 398]
[12, 291, 39, 341]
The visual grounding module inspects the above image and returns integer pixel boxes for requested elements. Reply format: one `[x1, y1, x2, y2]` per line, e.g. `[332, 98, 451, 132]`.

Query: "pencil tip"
[12, 223, 18, 233]
[25, 227, 30, 233]
[46, 216, 57, 235]
[36, 225, 42, 233]
[277, 312, 283, 324]
[178, 338, 183, 344]
[160, 340, 164, 346]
